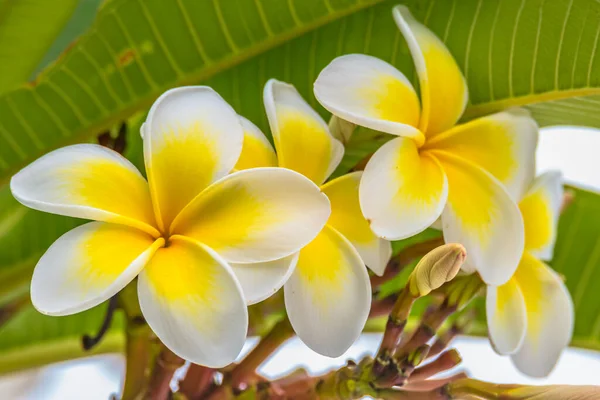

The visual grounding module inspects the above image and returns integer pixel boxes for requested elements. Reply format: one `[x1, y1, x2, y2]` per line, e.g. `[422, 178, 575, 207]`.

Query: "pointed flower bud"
[408, 243, 467, 297]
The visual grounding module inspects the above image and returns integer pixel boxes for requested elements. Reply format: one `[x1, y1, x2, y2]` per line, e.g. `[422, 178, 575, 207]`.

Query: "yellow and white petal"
[314, 54, 422, 141]
[393, 6, 468, 136]
[486, 278, 527, 355]
[230, 253, 298, 305]
[511, 253, 574, 377]
[172, 167, 330, 263]
[138, 236, 248, 367]
[322, 172, 391, 276]
[234, 116, 278, 171]
[144, 86, 244, 231]
[360, 137, 448, 241]
[519, 171, 563, 260]
[264, 79, 343, 185]
[284, 226, 371, 357]
[435, 152, 524, 285]
[10, 144, 158, 237]
[424, 108, 539, 201]
[31, 222, 162, 316]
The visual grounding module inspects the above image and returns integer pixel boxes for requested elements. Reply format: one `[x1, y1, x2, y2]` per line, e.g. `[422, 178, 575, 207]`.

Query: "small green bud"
[328, 115, 356, 144]
[409, 243, 466, 297]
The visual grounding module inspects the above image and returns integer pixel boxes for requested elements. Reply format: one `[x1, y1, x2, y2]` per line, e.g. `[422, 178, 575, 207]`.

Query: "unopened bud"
[409, 243, 466, 297]
[328, 115, 356, 144]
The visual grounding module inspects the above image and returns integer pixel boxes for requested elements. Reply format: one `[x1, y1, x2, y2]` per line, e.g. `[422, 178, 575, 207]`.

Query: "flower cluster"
[10, 5, 573, 377]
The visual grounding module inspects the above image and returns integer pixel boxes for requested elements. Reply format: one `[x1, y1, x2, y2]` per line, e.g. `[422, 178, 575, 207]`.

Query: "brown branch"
[178, 365, 215, 400]
[145, 347, 185, 400]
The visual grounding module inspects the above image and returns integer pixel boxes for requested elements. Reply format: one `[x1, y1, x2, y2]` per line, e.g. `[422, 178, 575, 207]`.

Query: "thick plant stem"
[230, 317, 294, 389]
[146, 347, 185, 400]
[179, 365, 214, 400]
[120, 281, 154, 400]
[121, 321, 153, 400]
[374, 288, 417, 374]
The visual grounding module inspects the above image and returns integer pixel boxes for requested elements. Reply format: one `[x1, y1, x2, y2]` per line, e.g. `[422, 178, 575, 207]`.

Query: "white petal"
[172, 168, 330, 264]
[284, 226, 371, 357]
[520, 171, 563, 260]
[322, 172, 391, 275]
[138, 237, 248, 367]
[264, 79, 344, 185]
[144, 86, 244, 230]
[31, 222, 161, 316]
[230, 253, 298, 305]
[234, 116, 278, 170]
[10, 144, 158, 236]
[393, 6, 468, 136]
[360, 137, 448, 240]
[486, 279, 527, 355]
[436, 152, 524, 285]
[425, 108, 539, 201]
[314, 54, 422, 140]
[511, 253, 574, 377]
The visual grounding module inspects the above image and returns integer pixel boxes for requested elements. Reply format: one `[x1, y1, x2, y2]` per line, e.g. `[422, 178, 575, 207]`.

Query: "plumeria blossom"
[314, 5, 538, 286]
[10, 87, 331, 367]
[486, 171, 574, 377]
[232, 79, 391, 357]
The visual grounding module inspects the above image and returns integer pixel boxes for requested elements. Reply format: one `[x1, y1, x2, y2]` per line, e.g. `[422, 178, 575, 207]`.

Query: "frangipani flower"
[10, 87, 331, 367]
[314, 5, 538, 285]
[233, 79, 391, 357]
[486, 171, 574, 377]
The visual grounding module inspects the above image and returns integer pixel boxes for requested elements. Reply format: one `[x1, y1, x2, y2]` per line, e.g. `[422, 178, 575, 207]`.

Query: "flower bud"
[408, 243, 466, 297]
[328, 115, 356, 144]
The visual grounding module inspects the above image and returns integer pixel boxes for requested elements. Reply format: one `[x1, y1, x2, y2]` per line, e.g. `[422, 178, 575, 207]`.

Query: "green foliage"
[1, 0, 600, 375]
[552, 187, 600, 351]
[0, 0, 80, 94]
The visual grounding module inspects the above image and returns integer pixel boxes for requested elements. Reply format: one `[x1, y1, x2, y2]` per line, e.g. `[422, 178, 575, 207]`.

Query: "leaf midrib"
[463, 88, 600, 120]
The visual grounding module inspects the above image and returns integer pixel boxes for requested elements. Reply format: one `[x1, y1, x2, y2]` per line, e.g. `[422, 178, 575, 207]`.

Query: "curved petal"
[424, 109, 539, 201]
[519, 171, 563, 260]
[144, 86, 243, 231]
[264, 79, 343, 185]
[284, 226, 371, 357]
[230, 253, 298, 305]
[360, 137, 448, 241]
[393, 6, 468, 136]
[234, 116, 278, 171]
[314, 54, 422, 140]
[31, 222, 162, 316]
[138, 236, 248, 367]
[511, 253, 574, 377]
[10, 144, 158, 237]
[172, 168, 330, 264]
[435, 152, 524, 285]
[486, 278, 527, 355]
[322, 172, 391, 275]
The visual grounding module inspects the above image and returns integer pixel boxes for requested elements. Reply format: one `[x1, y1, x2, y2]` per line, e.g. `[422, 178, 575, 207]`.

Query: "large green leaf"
[0, 0, 80, 94]
[1, 0, 600, 185]
[551, 187, 600, 351]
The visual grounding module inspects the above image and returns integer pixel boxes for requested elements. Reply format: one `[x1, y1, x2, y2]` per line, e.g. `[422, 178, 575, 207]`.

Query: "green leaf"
[2, 0, 600, 185]
[550, 187, 600, 351]
[0, 303, 125, 374]
[0, 0, 80, 94]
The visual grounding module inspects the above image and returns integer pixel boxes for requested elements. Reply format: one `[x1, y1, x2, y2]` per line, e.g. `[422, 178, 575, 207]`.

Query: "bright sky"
[2, 126, 600, 399]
